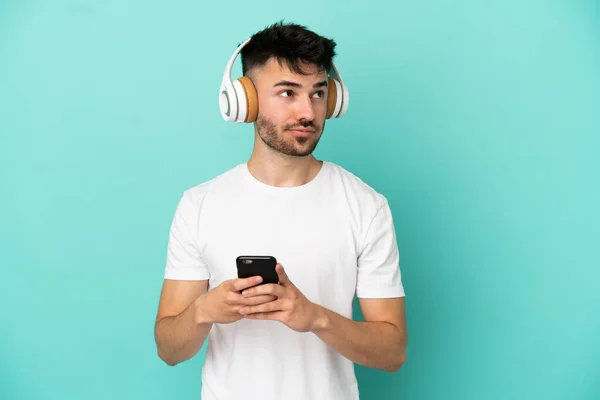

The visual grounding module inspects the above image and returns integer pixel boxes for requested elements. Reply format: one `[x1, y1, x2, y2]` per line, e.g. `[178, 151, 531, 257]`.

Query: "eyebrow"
[273, 80, 328, 89]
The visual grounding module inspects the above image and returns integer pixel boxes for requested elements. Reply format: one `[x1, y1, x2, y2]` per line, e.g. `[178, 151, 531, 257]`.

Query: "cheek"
[259, 97, 289, 121]
[315, 102, 328, 119]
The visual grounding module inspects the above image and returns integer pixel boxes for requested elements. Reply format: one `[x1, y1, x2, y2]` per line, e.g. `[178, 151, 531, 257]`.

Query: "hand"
[238, 263, 322, 333]
[195, 276, 277, 325]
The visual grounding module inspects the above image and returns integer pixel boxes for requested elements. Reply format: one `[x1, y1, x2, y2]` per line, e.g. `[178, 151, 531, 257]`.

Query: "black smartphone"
[236, 256, 279, 285]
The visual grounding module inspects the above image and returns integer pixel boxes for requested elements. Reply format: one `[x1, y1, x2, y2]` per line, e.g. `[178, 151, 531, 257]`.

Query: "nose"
[294, 94, 315, 122]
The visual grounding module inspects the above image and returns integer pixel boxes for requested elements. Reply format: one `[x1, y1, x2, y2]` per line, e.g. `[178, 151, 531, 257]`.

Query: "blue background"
[1, 1, 599, 399]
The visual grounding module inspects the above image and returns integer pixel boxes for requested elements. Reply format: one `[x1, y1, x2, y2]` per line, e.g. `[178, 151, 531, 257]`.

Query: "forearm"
[311, 305, 407, 372]
[155, 300, 213, 366]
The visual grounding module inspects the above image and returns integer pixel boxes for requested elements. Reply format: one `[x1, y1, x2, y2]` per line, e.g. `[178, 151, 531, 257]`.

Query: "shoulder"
[177, 163, 245, 212]
[325, 161, 388, 211]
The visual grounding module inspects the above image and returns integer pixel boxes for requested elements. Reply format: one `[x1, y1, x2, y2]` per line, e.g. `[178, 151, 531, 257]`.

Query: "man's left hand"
[238, 263, 324, 333]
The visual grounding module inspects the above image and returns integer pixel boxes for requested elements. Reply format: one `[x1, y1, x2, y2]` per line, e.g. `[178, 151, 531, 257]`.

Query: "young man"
[154, 21, 407, 400]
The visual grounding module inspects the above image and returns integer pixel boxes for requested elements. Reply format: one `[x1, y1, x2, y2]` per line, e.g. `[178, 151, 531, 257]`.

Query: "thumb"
[276, 263, 292, 286]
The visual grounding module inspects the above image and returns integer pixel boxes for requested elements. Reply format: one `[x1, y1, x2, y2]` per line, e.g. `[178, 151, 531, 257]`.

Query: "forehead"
[252, 57, 328, 85]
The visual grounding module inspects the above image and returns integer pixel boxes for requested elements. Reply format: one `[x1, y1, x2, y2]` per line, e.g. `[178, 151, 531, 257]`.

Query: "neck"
[246, 139, 323, 188]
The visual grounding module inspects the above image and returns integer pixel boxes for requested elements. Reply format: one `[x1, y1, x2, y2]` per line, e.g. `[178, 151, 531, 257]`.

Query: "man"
[154, 21, 407, 400]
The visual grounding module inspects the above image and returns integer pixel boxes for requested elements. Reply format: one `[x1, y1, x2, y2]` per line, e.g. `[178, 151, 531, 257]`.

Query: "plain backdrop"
[1, 0, 599, 399]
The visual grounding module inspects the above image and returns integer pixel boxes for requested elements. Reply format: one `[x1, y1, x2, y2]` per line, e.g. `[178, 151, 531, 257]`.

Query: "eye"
[312, 90, 325, 99]
[280, 90, 294, 97]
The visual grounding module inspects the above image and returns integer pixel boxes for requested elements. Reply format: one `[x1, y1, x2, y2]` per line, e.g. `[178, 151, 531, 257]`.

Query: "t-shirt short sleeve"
[163, 190, 210, 281]
[356, 198, 405, 298]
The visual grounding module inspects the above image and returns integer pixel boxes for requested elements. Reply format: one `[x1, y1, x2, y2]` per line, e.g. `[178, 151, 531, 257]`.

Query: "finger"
[275, 263, 292, 286]
[241, 295, 277, 306]
[225, 291, 274, 306]
[244, 311, 285, 321]
[241, 283, 285, 298]
[230, 276, 263, 292]
[239, 299, 283, 315]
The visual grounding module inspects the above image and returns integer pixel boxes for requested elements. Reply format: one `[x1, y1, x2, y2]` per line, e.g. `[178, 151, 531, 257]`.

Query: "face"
[250, 58, 329, 157]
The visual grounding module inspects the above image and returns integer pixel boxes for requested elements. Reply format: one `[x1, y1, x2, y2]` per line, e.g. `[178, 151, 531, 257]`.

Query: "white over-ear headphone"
[219, 38, 349, 123]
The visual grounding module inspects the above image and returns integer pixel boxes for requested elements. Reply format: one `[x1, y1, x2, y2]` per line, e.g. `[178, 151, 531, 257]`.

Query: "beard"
[256, 115, 324, 157]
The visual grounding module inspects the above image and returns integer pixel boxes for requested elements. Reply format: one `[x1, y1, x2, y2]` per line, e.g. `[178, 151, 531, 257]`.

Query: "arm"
[156, 190, 214, 366]
[311, 297, 407, 372]
[154, 279, 210, 366]
[239, 265, 407, 372]
[313, 196, 407, 371]
[155, 276, 277, 366]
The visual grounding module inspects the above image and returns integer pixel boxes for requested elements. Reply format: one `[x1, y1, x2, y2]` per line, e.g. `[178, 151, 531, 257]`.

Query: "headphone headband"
[221, 39, 251, 89]
[219, 38, 349, 123]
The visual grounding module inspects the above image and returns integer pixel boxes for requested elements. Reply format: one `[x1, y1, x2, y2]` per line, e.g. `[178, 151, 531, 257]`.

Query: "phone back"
[236, 256, 279, 285]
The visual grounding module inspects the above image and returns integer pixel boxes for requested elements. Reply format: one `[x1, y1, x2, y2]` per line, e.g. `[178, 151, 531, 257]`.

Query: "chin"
[291, 142, 319, 157]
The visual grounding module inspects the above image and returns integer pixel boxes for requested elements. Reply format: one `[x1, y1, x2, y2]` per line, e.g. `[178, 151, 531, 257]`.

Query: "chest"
[199, 191, 359, 307]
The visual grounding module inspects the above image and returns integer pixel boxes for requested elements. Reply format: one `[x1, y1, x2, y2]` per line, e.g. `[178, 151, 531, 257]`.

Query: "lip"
[287, 129, 316, 137]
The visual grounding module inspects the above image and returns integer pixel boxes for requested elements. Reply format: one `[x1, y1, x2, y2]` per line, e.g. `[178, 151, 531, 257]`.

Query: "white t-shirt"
[164, 161, 405, 400]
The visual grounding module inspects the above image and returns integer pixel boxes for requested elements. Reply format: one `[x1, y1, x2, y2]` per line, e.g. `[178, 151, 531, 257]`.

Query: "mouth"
[287, 128, 316, 137]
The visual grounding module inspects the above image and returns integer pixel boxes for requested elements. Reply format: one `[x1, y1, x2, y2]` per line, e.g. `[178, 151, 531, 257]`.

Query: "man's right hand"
[194, 277, 277, 325]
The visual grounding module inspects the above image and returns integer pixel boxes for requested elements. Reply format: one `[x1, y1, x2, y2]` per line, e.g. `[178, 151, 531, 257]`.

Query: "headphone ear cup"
[220, 81, 238, 122]
[326, 77, 338, 119]
[337, 81, 349, 118]
[237, 76, 258, 123]
[326, 77, 345, 119]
